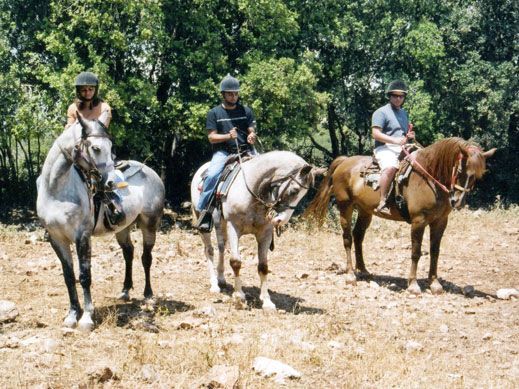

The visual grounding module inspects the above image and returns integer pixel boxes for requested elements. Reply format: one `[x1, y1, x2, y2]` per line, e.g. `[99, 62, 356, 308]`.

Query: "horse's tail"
[304, 156, 347, 226]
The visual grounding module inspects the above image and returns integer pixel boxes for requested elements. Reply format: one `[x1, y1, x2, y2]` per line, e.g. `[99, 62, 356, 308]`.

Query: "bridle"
[234, 140, 310, 218]
[59, 121, 113, 194]
[401, 144, 475, 202]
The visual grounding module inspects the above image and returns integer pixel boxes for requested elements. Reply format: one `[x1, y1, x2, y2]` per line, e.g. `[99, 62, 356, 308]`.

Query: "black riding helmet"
[75, 71, 99, 101]
[220, 74, 240, 92]
[386, 80, 408, 96]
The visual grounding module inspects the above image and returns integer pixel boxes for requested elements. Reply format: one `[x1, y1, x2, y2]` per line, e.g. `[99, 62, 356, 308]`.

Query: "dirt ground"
[0, 207, 518, 388]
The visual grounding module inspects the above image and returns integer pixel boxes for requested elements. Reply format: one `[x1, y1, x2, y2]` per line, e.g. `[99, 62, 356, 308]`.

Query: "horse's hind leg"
[115, 227, 134, 301]
[49, 237, 80, 328]
[338, 201, 356, 285]
[353, 210, 373, 278]
[428, 217, 448, 295]
[140, 223, 157, 300]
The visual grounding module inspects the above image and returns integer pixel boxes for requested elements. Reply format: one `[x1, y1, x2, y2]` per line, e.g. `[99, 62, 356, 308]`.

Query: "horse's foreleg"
[338, 202, 356, 285]
[75, 231, 94, 331]
[141, 226, 156, 300]
[201, 231, 219, 293]
[408, 221, 426, 295]
[353, 210, 372, 278]
[256, 226, 275, 311]
[428, 218, 448, 295]
[49, 237, 80, 328]
[115, 228, 134, 301]
[214, 213, 226, 290]
[227, 223, 245, 302]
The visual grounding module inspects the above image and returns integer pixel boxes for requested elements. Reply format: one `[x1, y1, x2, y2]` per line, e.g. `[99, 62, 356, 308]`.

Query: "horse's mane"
[418, 137, 481, 184]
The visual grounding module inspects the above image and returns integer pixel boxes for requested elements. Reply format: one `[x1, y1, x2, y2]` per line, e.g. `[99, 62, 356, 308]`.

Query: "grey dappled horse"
[36, 114, 164, 330]
[191, 151, 325, 310]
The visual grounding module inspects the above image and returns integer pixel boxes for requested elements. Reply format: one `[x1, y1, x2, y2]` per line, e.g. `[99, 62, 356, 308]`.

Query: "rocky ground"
[0, 207, 517, 388]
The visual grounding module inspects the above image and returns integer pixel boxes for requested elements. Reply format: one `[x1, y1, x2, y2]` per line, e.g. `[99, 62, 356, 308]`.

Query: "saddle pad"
[217, 163, 241, 197]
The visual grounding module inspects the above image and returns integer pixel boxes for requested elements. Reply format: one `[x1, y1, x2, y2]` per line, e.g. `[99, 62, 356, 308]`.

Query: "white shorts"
[374, 144, 401, 170]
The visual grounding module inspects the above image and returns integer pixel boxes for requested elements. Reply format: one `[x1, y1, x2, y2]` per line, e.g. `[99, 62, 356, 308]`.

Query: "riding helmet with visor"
[75, 71, 99, 101]
[386, 80, 408, 96]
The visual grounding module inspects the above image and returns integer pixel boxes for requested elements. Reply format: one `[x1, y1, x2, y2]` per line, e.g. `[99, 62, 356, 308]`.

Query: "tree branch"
[308, 133, 333, 159]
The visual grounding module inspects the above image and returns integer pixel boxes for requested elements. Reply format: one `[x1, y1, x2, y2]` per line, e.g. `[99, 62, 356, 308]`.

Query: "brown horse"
[306, 137, 496, 294]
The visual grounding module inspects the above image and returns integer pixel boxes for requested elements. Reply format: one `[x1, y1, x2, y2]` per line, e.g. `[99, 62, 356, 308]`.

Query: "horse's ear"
[76, 111, 90, 139]
[483, 148, 497, 159]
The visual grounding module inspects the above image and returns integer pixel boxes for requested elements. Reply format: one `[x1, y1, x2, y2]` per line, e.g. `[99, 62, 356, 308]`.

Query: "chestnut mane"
[417, 137, 482, 184]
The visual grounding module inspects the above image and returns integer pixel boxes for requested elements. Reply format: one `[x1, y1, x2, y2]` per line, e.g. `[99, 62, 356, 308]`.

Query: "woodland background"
[0, 0, 517, 213]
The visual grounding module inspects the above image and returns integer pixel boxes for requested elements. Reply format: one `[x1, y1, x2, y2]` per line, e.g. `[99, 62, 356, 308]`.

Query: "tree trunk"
[327, 104, 339, 157]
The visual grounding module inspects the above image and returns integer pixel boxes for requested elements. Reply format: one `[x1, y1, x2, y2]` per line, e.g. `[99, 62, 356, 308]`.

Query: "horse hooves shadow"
[95, 297, 194, 331]
[367, 274, 494, 298]
[242, 286, 324, 315]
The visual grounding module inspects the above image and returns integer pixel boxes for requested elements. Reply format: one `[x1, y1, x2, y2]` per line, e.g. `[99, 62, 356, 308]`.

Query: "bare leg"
[408, 221, 426, 295]
[116, 228, 134, 301]
[49, 236, 80, 328]
[429, 217, 448, 295]
[338, 201, 356, 285]
[376, 167, 397, 211]
[256, 226, 275, 310]
[76, 231, 94, 331]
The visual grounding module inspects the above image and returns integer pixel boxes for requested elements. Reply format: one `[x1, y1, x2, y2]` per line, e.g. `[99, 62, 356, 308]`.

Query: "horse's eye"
[91, 145, 101, 153]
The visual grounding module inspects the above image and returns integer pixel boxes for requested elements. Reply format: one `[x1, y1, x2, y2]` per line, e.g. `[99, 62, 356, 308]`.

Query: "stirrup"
[195, 209, 213, 233]
[375, 199, 388, 213]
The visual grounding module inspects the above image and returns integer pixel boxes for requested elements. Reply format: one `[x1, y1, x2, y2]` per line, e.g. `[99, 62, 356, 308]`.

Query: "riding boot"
[195, 209, 213, 233]
[107, 200, 125, 225]
[376, 168, 397, 213]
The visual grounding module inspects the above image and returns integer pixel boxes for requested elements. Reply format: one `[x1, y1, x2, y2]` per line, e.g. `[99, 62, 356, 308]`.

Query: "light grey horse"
[190, 150, 325, 310]
[36, 114, 164, 330]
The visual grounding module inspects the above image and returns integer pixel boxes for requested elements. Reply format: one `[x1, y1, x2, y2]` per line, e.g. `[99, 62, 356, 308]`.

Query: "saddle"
[94, 165, 132, 230]
[360, 145, 418, 223]
[195, 153, 255, 233]
[199, 153, 254, 201]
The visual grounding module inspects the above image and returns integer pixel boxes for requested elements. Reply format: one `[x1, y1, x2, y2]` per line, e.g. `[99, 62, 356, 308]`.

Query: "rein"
[401, 142, 464, 195]
[234, 139, 308, 232]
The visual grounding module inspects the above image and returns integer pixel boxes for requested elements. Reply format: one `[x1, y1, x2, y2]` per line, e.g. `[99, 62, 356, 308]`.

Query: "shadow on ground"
[95, 297, 194, 332]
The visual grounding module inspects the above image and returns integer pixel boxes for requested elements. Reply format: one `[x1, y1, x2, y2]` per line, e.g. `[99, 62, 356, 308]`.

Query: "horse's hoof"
[407, 282, 422, 295]
[232, 295, 247, 310]
[217, 278, 227, 288]
[63, 316, 77, 329]
[117, 291, 130, 301]
[345, 273, 357, 285]
[430, 281, 444, 295]
[357, 271, 372, 281]
[78, 316, 94, 332]
[262, 300, 276, 311]
[232, 291, 246, 302]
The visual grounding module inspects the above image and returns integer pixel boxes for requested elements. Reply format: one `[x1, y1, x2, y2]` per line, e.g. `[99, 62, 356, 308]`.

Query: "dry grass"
[0, 207, 518, 388]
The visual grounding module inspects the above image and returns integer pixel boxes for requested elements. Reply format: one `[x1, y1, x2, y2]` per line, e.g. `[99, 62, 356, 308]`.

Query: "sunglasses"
[390, 94, 405, 99]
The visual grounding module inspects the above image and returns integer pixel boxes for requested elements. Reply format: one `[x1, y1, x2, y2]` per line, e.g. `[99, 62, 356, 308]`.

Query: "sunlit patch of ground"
[0, 207, 517, 387]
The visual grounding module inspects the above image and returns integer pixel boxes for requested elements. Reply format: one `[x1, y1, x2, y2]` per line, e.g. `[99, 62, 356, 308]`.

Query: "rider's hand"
[229, 128, 238, 139]
[247, 132, 256, 144]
